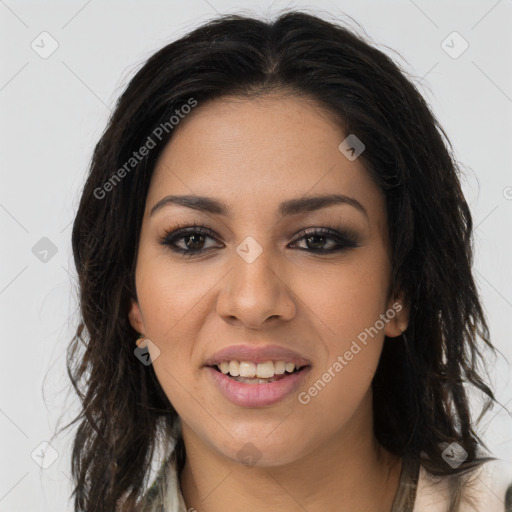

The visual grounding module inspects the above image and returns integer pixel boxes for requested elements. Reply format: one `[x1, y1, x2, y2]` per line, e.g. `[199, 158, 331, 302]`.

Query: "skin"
[129, 93, 410, 511]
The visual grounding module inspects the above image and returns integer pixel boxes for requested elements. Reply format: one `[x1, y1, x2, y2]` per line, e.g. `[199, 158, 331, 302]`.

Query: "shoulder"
[414, 458, 512, 512]
[469, 459, 512, 511]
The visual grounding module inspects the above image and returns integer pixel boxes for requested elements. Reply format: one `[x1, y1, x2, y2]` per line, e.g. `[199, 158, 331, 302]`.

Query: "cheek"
[297, 252, 391, 341]
[137, 276, 210, 413]
[135, 245, 219, 340]
[298, 311, 384, 433]
[308, 337, 383, 406]
[134, 251, 220, 399]
[294, 252, 389, 405]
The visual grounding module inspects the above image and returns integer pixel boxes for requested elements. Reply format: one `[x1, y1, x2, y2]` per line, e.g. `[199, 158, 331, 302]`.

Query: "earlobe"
[384, 291, 410, 338]
[128, 300, 145, 334]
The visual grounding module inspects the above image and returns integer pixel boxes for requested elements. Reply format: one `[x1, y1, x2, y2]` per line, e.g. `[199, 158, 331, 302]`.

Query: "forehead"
[148, 93, 385, 227]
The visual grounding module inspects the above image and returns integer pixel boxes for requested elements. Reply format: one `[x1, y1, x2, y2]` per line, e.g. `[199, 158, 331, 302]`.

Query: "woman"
[66, 10, 512, 512]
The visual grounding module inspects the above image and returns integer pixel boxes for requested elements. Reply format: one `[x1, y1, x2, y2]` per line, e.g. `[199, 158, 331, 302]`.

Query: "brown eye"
[160, 226, 222, 257]
[289, 227, 360, 254]
[182, 233, 206, 251]
[303, 234, 336, 251]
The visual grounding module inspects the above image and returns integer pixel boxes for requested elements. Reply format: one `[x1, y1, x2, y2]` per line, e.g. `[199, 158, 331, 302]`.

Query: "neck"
[179, 393, 402, 512]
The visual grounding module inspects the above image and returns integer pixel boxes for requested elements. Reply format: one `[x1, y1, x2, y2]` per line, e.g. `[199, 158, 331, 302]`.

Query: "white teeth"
[274, 361, 286, 375]
[239, 362, 256, 378]
[256, 361, 275, 379]
[228, 361, 240, 376]
[216, 360, 301, 379]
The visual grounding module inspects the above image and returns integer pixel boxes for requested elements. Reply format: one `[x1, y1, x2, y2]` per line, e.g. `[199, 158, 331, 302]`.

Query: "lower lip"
[206, 366, 310, 407]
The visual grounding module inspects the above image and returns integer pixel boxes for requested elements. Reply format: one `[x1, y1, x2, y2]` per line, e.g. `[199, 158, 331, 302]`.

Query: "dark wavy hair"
[65, 9, 503, 512]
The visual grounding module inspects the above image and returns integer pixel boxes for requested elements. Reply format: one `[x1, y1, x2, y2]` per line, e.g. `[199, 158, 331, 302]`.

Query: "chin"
[208, 427, 309, 468]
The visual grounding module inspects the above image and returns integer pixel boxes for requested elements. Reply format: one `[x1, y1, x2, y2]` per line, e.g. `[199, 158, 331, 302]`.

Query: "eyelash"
[158, 221, 360, 258]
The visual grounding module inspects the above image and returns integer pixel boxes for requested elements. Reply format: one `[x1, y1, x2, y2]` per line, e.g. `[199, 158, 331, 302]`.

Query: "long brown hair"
[65, 10, 503, 511]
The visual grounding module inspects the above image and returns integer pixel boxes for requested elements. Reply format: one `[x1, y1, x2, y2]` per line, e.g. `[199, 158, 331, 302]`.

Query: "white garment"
[413, 459, 512, 512]
[140, 455, 512, 511]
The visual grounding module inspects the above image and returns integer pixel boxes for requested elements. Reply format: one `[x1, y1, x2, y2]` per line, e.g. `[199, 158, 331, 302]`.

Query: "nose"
[216, 246, 296, 329]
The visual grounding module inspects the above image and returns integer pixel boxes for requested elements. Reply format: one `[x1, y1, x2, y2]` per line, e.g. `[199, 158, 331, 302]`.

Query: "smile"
[215, 360, 306, 382]
[207, 363, 311, 407]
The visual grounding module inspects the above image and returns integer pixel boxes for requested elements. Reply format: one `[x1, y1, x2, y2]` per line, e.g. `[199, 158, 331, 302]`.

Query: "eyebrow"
[150, 193, 368, 219]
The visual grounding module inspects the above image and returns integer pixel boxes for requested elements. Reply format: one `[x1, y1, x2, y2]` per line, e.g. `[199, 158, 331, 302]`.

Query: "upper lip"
[204, 344, 311, 367]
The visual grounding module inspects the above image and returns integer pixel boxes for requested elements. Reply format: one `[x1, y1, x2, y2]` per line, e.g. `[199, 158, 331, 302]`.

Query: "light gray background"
[1, 1, 511, 510]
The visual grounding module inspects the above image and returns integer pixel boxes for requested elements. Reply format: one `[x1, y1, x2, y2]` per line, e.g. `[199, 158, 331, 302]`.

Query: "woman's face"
[129, 94, 408, 466]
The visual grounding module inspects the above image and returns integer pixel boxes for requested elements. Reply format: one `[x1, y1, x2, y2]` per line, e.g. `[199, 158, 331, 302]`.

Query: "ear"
[384, 288, 410, 338]
[128, 299, 146, 335]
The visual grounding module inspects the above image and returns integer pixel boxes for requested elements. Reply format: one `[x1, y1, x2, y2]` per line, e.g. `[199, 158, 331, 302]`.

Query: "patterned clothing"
[137, 452, 512, 512]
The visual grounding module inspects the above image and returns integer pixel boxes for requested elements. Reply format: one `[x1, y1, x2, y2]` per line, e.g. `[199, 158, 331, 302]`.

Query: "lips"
[204, 344, 311, 407]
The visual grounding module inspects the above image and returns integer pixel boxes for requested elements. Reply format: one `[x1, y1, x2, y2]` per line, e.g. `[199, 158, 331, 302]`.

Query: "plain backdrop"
[1, 1, 511, 510]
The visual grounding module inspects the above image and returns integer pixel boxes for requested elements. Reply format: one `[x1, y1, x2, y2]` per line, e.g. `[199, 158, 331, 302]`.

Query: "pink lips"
[206, 366, 310, 407]
[204, 344, 311, 407]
